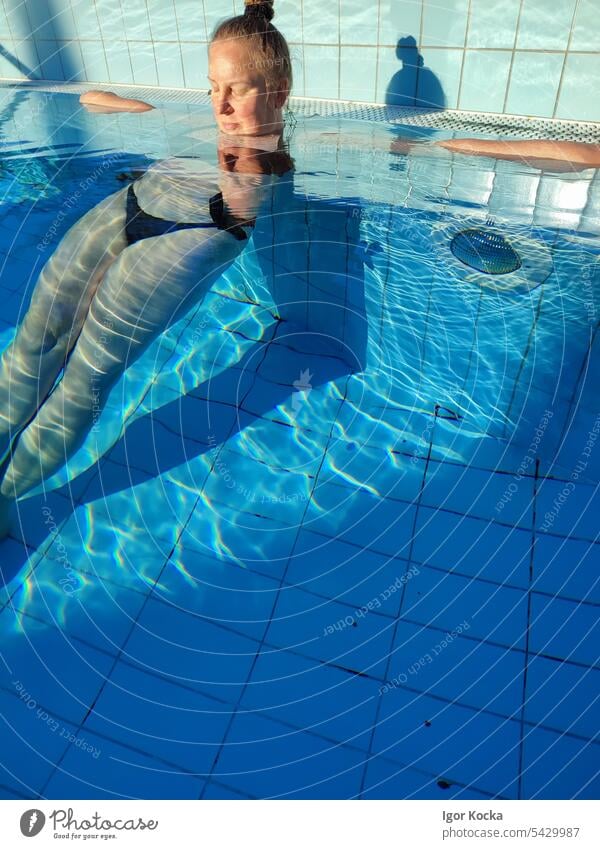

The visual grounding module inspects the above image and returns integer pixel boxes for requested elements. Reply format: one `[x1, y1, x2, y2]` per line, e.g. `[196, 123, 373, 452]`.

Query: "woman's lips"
[222, 122, 239, 131]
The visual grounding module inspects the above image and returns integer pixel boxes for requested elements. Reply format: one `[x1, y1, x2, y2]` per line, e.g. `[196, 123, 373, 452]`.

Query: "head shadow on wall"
[386, 36, 445, 112]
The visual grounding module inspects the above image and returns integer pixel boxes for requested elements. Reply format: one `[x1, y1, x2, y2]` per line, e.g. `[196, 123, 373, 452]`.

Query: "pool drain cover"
[450, 228, 521, 275]
[432, 217, 554, 293]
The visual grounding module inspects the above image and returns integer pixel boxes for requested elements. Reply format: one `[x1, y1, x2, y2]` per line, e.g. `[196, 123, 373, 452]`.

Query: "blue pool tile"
[43, 727, 204, 799]
[0, 687, 80, 798]
[124, 595, 259, 703]
[551, 420, 600, 485]
[76, 472, 198, 548]
[154, 346, 251, 398]
[533, 534, 599, 604]
[332, 397, 412, 452]
[570, 0, 600, 51]
[97, 0, 128, 41]
[128, 40, 159, 86]
[467, 0, 521, 49]
[119, 0, 152, 40]
[83, 661, 230, 774]
[388, 620, 525, 717]
[412, 508, 532, 589]
[302, 0, 339, 45]
[459, 50, 512, 113]
[203, 0, 235, 39]
[268, 585, 395, 679]
[202, 780, 252, 798]
[320, 438, 426, 503]
[0, 622, 115, 729]
[340, 47, 377, 103]
[516, 0, 577, 51]
[3, 1, 33, 40]
[303, 46, 339, 100]
[258, 334, 347, 390]
[104, 41, 134, 85]
[0, 785, 27, 799]
[304, 479, 417, 559]
[42, 506, 173, 586]
[49, 2, 79, 40]
[242, 371, 343, 438]
[78, 41, 110, 84]
[118, 390, 211, 456]
[362, 756, 496, 799]
[535, 477, 596, 541]
[288, 528, 412, 616]
[555, 53, 600, 123]
[521, 726, 600, 799]
[2, 488, 75, 557]
[423, 461, 535, 527]
[156, 546, 278, 641]
[422, 0, 469, 48]
[340, 0, 378, 45]
[185, 362, 256, 406]
[505, 52, 564, 119]
[524, 654, 599, 740]
[210, 711, 365, 798]
[146, 0, 181, 41]
[179, 499, 298, 580]
[225, 411, 329, 480]
[373, 686, 520, 798]
[10, 37, 39, 77]
[171, 2, 207, 42]
[105, 397, 236, 476]
[155, 42, 185, 89]
[10, 561, 151, 657]
[402, 567, 528, 650]
[203, 446, 313, 525]
[273, 0, 302, 42]
[240, 647, 380, 748]
[529, 593, 599, 667]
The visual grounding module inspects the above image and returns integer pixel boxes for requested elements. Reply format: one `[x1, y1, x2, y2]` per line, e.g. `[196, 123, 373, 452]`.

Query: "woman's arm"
[435, 138, 600, 169]
[312, 131, 600, 171]
[80, 90, 154, 113]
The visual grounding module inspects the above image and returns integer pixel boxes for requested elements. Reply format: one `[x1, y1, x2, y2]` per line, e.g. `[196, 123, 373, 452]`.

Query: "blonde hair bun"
[244, 0, 275, 22]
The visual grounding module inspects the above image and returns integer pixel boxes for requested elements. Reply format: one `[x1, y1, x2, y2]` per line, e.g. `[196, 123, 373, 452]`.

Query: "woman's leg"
[0, 225, 246, 502]
[0, 186, 130, 466]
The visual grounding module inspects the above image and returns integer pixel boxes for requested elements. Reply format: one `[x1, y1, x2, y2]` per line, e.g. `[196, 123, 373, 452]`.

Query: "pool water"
[0, 88, 598, 800]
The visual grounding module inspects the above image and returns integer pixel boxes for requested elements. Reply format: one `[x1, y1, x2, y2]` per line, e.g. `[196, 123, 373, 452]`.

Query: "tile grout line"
[516, 457, 539, 799]
[357, 428, 436, 797]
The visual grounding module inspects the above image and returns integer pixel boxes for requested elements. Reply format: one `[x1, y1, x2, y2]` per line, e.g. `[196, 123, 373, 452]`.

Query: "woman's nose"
[215, 93, 233, 115]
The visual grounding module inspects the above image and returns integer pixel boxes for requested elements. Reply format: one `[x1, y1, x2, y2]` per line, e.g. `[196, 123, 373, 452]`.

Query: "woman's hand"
[79, 90, 154, 113]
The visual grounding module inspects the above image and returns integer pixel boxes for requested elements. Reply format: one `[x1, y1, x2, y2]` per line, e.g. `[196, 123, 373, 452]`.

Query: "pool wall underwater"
[0, 0, 600, 120]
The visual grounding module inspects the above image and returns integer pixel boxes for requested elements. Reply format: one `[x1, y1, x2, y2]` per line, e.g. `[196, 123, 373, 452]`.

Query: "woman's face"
[208, 40, 288, 136]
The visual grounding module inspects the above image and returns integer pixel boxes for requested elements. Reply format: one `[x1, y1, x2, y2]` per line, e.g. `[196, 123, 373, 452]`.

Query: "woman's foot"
[0, 493, 14, 540]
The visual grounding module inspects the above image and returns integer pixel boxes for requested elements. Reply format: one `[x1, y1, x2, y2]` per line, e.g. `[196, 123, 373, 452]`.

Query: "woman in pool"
[1, 0, 599, 538]
[0, 0, 294, 537]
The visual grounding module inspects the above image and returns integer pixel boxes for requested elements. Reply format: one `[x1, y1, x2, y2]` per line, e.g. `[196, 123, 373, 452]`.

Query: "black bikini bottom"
[124, 181, 249, 246]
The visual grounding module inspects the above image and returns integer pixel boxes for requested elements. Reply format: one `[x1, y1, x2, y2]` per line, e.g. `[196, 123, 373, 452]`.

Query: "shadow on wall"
[6, 0, 83, 82]
[386, 36, 445, 111]
[0, 43, 36, 78]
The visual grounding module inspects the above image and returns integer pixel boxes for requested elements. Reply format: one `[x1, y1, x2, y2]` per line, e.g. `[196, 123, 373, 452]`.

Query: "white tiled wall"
[0, 0, 598, 120]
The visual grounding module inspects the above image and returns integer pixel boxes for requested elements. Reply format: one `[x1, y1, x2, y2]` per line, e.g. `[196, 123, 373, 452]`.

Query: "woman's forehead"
[208, 41, 261, 81]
